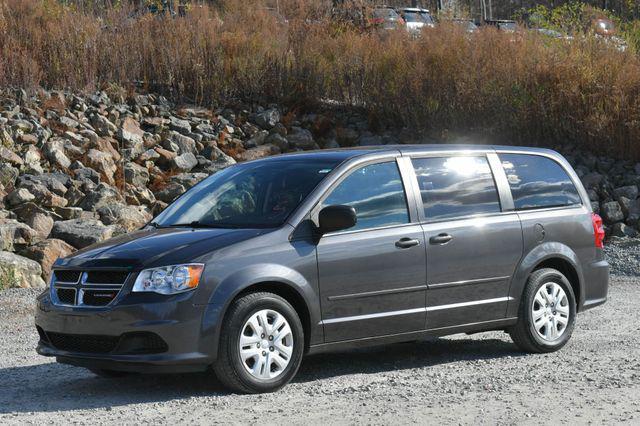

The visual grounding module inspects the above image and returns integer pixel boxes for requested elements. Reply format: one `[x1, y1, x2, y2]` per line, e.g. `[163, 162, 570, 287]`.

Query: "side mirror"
[318, 205, 357, 234]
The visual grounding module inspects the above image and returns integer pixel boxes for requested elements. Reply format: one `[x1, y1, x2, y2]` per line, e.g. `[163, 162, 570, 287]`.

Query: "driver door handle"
[395, 238, 421, 249]
[429, 233, 453, 245]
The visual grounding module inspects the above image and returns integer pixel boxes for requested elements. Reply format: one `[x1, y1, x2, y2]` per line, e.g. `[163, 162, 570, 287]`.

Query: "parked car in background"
[484, 19, 518, 32]
[450, 18, 478, 33]
[591, 18, 627, 51]
[35, 145, 609, 394]
[397, 7, 435, 35]
[369, 6, 405, 31]
[592, 18, 616, 36]
[532, 28, 573, 40]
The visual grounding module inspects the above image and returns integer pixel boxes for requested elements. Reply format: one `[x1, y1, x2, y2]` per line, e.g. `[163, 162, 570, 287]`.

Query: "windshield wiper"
[164, 221, 242, 229]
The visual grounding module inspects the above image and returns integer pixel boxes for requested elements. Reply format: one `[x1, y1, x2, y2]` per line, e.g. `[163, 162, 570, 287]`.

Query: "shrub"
[1, 0, 640, 159]
[0, 265, 18, 290]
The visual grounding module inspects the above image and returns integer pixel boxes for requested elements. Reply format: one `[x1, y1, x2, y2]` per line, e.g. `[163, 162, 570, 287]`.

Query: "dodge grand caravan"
[35, 145, 609, 393]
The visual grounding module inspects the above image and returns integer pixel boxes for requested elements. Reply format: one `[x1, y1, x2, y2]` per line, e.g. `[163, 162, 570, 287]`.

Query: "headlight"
[132, 264, 204, 295]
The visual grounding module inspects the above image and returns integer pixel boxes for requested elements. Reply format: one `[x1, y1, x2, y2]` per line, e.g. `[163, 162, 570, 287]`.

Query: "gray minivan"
[35, 145, 609, 393]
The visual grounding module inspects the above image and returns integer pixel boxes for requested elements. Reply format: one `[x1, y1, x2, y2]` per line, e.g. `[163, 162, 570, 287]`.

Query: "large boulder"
[0, 251, 46, 289]
[601, 201, 624, 224]
[21, 239, 75, 280]
[42, 138, 72, 170]
[124, 162, 150, 187]
[286, 127, 316, 150]
[0, 219, 38, 252]
[613, 185, 639, 202]
[237, 144, 280, 162]
[171, 173, 208, 189]
[0, 147, 23, 167]
[90, 114, 117, 136]
[50, 219, 115, 249]
[254, 109, 281, 130]
[5, 188, 36, 207]
[164, 131, 197, 155]
[172, 152, 198, 172]
[78, 183, 123, 211]
[85, 149, 118, 186]
[611, 222, 638, 238]
[118, 117, 144, 148]
[155, 182, 187, 203]
[169, 116, 192, 135]
[11, 203, 54, 240]
[97, 204, 152, 232]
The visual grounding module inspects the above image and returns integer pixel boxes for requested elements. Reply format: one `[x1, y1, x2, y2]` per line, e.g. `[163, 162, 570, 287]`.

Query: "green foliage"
[521, 2, 619, 34]
[0, 266, 18, 290]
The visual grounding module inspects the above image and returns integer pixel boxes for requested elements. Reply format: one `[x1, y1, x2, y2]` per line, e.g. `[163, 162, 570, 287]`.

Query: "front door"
[316, 160, 427, 342]
[410, 155, 523, 330]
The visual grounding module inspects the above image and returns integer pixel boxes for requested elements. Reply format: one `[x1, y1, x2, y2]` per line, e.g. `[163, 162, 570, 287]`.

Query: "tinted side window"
[412, 156, 501, 220]
[322, 161, 409, 231]
[500, 154, 581, 210]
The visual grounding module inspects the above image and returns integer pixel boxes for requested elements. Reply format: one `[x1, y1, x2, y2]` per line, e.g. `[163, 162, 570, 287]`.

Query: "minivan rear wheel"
[509, 268, 576, 353]
[214, 292, 304, 394]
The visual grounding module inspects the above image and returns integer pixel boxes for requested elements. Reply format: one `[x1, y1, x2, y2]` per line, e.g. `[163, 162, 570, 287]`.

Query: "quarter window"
[411, 156, 501, 220]
[322, 161, 409, 231]
[500, 154, 581, 210]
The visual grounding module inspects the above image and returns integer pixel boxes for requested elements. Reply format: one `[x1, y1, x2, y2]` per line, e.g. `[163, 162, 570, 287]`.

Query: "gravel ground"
[605, 239, 640, 276]
[1, 275, 639, 425]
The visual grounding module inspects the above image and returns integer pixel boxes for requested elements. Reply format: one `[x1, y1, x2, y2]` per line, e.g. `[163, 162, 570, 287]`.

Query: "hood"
[54, 227, 272, 270]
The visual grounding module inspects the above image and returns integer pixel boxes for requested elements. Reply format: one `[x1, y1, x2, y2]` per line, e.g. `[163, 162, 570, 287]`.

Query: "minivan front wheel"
[214, 292, 304, 393]
[509, 268, 576, 353]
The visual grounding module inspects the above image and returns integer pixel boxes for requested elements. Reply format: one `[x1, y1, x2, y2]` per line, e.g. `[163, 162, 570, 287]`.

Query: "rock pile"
[0, 88, 639, 288]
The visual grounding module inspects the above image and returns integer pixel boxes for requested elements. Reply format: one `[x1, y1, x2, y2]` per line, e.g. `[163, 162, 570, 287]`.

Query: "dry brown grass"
[1, 0, 640, 158]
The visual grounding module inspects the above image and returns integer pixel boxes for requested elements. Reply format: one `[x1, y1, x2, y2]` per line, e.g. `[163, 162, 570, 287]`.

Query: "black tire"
[214, 292, 304, 394]
[509, 268, 577, 353]
[88, 368, 132, 378]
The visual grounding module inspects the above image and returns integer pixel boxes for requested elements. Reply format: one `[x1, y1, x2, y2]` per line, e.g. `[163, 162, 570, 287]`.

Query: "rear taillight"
[592, 213, 605, 248]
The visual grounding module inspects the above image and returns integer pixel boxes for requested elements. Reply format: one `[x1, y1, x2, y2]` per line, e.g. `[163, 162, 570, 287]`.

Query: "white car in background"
[397, 7, 435, 35]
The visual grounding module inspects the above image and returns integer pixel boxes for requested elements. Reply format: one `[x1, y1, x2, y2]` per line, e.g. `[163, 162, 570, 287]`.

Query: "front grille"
[51, 269, 130, 307]
[54, 270, 81, 283]
[86, 271, 130, 284]
[39, 330, 168, 355]
[46, 332, 120, 353]
[56, 288, 76, 305]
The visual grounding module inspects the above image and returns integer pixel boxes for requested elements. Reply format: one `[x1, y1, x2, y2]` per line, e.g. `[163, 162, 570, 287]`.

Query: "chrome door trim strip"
[327, 285, 428, 301]
[426, 296, 513, 312]
[321, 307, 426, 325]
[321, 297, 513, 325]
[427, 276, 511, 290]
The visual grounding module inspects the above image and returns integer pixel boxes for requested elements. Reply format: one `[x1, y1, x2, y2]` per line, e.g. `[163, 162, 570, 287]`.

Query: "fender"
[198, 263, 321, 360]
[506, 242, 584, 318]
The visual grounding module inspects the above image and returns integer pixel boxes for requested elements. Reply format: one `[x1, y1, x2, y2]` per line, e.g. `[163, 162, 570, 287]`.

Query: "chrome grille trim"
[50, 270, 130, 308]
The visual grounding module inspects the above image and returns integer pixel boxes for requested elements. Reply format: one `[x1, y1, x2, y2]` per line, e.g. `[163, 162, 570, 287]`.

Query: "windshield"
[373, 9, 400, 20]
[153, 158, 339, 229]
[419, 12, 434, 25]
[498, 22, 517, 32]
[403, 12, 425, 23]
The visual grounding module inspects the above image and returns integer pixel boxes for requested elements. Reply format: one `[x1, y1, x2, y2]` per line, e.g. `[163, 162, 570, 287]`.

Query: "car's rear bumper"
[580, 258, 609, 311]
[34, 290, 214, 373]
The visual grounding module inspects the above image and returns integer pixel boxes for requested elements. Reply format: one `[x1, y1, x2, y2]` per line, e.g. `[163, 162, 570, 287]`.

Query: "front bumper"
[35, 290, 214, 373]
